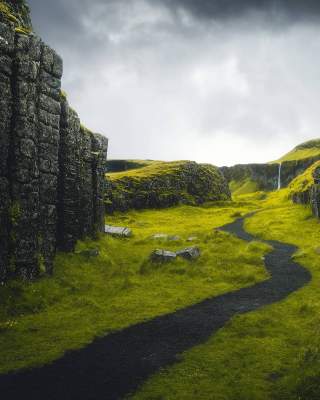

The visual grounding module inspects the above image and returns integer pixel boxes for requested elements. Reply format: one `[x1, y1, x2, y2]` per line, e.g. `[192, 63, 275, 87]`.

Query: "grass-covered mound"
[105, 160, 231, 212]
[0, 201, 268, 373]
[273, 139, 320, 163]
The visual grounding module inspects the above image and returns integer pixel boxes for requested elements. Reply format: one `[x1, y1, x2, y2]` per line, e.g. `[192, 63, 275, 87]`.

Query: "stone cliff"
[105, 161, 231, 213]
[221, 156, 320, 193]
[0, 1, 108, 281]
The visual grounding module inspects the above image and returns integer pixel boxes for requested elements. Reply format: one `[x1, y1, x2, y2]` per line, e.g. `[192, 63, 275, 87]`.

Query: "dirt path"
[0, 216, 311, 400]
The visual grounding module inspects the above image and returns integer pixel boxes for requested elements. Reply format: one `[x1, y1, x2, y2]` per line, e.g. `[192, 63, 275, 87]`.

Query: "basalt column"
[38, 45, 63, 274]
[0, 22, 14, 280]
[57, 99, 81, 252]
[92, 134, 108, 233]
[79, 126, 94, 238]
[0, 3, 108, 281]
[10, 33, 42, 280]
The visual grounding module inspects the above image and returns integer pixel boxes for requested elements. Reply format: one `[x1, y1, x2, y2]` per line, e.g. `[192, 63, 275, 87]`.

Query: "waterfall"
[277, 163, 282, 190]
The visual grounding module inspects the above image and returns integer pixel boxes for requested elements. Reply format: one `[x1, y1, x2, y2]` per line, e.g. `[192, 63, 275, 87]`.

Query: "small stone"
[78, 249, 99, 258]
[152, 234, 169, 240]
[176, 247, 201, 260]
[150, 249, 177, 263]
[105, 225, 132, 237]
[187, 236, 198, 242]
[168, 235, 181, 241]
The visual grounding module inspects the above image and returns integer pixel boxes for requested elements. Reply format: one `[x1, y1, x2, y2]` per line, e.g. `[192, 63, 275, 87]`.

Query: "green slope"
[272, 139, 320, 163]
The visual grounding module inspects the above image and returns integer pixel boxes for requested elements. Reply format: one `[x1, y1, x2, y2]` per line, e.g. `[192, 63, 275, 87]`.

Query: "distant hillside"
[272, 139, 320, 163]
[105, 160, 231, 212]
[106, 159, 155, 173]
[222, 138, 320, 196]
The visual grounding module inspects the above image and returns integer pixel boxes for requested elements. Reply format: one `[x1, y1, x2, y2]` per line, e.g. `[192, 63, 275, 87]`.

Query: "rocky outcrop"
[105, 162, 231, 213]
[221, 156, 320, 192]
[0, 2, 108, 281]
[292, 166, 320, 218]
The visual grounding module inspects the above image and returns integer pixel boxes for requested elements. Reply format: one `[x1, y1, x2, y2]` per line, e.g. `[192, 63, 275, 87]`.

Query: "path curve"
[0, 215, 311, 400]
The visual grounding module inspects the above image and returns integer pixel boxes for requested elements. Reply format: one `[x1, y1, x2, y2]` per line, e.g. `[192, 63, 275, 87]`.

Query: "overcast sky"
[28, 0, 320, 166]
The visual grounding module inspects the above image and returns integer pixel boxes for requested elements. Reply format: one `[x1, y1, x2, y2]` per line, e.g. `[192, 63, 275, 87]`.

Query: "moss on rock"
[105, 161, 231, 212]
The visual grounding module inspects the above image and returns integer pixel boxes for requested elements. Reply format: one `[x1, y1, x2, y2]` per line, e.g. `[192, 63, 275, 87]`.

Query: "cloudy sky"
[28, 0, 320, 166]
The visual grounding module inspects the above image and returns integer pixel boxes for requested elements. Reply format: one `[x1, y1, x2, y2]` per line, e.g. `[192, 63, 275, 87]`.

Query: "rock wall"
[221, 156, 320, 192]
[0, 4, 108, 281]
[292, 166, 320, 218]
[106, 162, 231, 213]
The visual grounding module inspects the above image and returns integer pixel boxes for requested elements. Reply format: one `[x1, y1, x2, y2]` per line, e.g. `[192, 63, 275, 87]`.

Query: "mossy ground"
[107, 160, 189, 181]
[0, 202, 267, 374]
[131, 190, 320, 400]
[1, 184, 320, 399]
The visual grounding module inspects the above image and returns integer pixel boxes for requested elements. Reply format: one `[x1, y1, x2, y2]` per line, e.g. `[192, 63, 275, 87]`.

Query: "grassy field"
[0, 201, 269, 374]
[2, 184, 320, 399]
[131, 191, 320, 400]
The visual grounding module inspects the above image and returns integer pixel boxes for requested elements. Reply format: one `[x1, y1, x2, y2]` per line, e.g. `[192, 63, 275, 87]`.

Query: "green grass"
[0, 202, 269, 374]
[287, 160, 320, 198]
[131, 192, 320, 400]
[272, 139, 320, 163]
[107, 160, 188, 181]
[230, 178, 259, 196]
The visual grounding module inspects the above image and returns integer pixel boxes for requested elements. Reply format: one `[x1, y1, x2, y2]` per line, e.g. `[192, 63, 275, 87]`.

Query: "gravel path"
[0, 215, 311, 400]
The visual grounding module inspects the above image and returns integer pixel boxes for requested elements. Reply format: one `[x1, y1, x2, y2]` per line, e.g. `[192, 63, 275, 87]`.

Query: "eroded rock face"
[221, 157, 320, 192]
[0, 8, 108, 281]
[291, 166, 320, 219]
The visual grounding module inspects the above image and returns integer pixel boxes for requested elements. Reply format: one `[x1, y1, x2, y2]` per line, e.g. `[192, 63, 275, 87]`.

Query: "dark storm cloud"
[161, 0, 320, 21]
[26, 0, 320, 165]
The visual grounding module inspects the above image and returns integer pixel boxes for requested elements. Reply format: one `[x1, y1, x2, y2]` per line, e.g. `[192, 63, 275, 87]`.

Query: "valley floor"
[1, 190, 320, 399]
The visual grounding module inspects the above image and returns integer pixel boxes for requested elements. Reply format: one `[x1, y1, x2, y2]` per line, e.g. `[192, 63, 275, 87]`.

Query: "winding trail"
[0, 215, 311, 400]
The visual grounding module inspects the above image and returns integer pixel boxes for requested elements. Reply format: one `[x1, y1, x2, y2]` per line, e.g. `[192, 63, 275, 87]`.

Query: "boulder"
[105, 225, 132, 237]
[176, 247, 201, 260]
[150, 249, 177, 263]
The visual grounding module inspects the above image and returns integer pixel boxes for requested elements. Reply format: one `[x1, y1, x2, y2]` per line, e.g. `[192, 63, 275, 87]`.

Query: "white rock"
[105, 225, 132, 237]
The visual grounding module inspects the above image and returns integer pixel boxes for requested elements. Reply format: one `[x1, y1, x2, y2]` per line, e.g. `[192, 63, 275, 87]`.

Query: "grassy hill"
[108, 160, 188, 181]
[272, 139, 320, 163]
[105, 160, 231, 212]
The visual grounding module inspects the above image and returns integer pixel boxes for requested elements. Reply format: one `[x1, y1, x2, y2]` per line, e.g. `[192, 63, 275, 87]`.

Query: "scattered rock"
[152, 234, 169, 240]
[176, 247, 201, 260]
[151, 234, 181, 241]
[77, 249, 100, 258]
[187, 236, 198, 242]
[168, 235, 181, 241]
[105, 225, 132, 237]
[150, 249, 177, 263]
